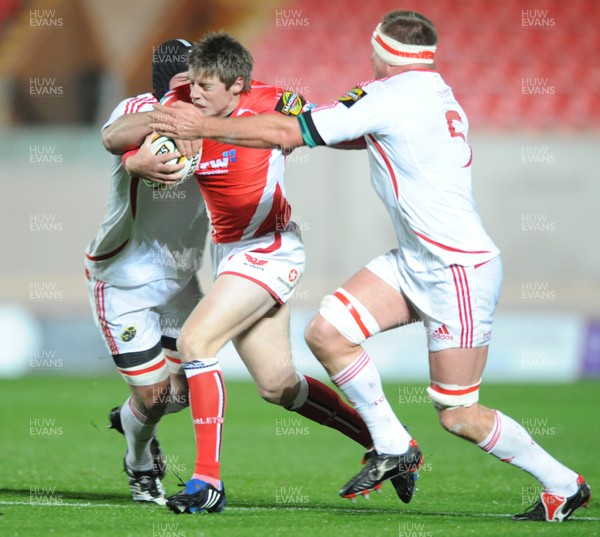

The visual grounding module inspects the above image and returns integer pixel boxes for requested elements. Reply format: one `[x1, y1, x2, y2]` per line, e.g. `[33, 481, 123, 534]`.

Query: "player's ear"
[231, 76, 245, 95]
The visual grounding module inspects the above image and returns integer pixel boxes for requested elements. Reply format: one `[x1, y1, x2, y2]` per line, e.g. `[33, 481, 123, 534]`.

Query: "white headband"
[371, 23, 436, 66]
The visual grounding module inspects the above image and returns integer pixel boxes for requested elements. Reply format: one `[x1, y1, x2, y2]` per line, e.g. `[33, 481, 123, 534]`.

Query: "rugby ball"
[142, 134, 201, 189]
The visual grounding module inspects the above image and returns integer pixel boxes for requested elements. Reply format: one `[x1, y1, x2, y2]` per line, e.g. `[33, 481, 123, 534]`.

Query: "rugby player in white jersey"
[86, 39, 208, 506]
[150, 12, 591, 523]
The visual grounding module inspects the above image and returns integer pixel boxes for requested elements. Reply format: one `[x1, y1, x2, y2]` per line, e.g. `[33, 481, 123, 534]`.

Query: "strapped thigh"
[113, 341, 170, 386]
[318, 288, 381, 344]
[427, 379, 481, 409]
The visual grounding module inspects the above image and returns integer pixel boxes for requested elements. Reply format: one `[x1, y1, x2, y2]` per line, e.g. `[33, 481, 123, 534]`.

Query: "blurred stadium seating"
[1, 0, 599, 130]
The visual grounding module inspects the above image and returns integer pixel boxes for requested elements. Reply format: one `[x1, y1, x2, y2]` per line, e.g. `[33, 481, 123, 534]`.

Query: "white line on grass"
[0, 501, 599, 521]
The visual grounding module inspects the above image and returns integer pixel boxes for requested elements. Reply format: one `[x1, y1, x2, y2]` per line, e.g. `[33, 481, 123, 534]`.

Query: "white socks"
[331, 351, 411, 454]
[478, 410, 579, 497]
[330, 353, 580, 498]
[121, 396, 158, 472]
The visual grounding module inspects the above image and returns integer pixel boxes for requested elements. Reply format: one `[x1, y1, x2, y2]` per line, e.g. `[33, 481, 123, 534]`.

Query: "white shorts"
[86, 273, 202, 360]
[211, 223, 305, 304]
[366, 251, 502, 351]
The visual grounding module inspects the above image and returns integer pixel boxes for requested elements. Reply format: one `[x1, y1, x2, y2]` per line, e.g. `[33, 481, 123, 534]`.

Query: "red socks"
[289, 374, 373, 448]
[183, 359, 226, 485]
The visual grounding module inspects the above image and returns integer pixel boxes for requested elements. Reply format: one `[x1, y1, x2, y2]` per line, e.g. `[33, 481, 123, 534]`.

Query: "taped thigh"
[318, 288, 381, 344]
[427, 379, 481, 410]
[113, 341, 170, 386]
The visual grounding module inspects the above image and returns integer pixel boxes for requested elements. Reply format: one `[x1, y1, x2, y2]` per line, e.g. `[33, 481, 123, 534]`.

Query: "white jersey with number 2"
[301, 69, 499, 272]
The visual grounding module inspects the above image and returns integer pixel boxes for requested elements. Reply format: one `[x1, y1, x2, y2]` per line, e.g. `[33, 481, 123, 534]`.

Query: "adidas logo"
[204, 488, 223, 509]
[431, 324, 454, 340]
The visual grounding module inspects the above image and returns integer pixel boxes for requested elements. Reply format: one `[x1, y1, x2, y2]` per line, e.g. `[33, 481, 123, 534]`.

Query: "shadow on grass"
[230, 500, 599, 524]
[0, 488, 129, 503]
[1, 489, 597, 523]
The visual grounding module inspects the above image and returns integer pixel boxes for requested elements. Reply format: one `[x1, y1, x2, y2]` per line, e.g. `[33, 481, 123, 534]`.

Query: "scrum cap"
[152, 38, 192, 100]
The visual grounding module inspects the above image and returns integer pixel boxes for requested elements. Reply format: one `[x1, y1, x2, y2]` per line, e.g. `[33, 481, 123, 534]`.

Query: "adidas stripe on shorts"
[366, 250, 502, 352]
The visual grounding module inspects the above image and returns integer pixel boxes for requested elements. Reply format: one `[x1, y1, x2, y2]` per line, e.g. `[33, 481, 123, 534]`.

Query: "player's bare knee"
[437, 407, 472, 435]
[175, 331, 196, 359]
[304, 314, 340, 358]
[256, 373, 299, 406]
[256, 382, 285, 405]
[132, 380, 170, 417]
[176, 331, 213, 361]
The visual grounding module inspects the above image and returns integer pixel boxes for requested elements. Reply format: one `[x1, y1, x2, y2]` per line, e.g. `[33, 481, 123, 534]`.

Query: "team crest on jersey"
[275, 92, 306, 116]
[120, 326, 137, 342]
[244, 253, 268, 267]
[288, 269, 298, 282]
[338, 88, 367, 108]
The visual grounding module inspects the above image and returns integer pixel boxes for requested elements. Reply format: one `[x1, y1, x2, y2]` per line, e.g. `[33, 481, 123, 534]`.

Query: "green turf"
[0, 377, 598, 536]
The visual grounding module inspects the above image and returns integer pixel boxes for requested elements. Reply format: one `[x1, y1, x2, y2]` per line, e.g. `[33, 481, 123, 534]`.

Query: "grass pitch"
[0, 376, 598, 537]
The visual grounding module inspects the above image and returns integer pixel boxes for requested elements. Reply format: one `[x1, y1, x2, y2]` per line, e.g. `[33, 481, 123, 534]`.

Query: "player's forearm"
[102, 113, 153, 154]
[201, 114, 304, 150]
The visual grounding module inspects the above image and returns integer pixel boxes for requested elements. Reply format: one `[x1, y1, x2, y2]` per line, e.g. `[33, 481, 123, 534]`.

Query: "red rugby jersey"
[165, 82, 308, 243]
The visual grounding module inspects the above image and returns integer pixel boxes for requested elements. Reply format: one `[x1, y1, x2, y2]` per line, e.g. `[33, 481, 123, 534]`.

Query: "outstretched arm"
[150, 101, 305, 150]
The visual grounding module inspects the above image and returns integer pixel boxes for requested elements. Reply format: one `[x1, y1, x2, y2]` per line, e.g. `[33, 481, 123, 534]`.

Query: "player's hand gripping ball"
[142, 134, 201, 189]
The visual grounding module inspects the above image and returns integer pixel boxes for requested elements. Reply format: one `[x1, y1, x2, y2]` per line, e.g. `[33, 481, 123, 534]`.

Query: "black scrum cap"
[152, 38, 192, 100]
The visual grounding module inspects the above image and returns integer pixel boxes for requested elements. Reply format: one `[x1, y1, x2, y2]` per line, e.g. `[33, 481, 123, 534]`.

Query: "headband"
[371, 23, 436, 66]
